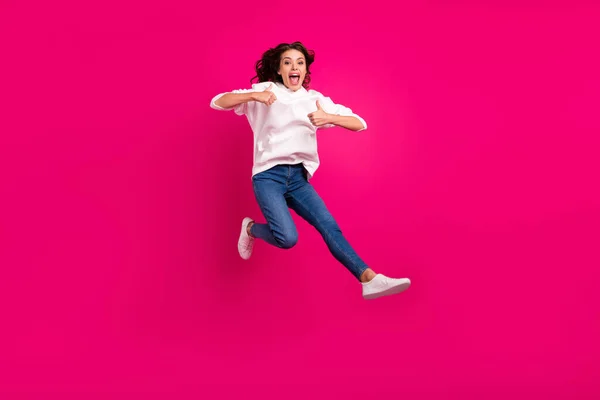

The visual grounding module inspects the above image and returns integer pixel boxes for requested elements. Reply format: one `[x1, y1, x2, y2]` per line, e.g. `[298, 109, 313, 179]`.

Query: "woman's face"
[277, 49, 306, 91]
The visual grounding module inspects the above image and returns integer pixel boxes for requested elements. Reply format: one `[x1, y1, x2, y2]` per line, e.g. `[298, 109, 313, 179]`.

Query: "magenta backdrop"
[1, 1, 599, 398]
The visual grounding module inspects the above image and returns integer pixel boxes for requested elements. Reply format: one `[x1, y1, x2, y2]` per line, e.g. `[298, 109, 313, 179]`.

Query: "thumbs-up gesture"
[307, 100, 331, 127]
[252, 83, 277, 106]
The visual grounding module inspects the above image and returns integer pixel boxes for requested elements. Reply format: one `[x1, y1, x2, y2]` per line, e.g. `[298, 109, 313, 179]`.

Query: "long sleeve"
[210, 82, 271, 116]
[318, 95, 367, 131]
[209, 88, 253, 116]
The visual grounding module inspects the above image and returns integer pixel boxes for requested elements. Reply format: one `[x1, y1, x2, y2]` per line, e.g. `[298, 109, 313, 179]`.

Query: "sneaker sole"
[363, 279, 411, 300]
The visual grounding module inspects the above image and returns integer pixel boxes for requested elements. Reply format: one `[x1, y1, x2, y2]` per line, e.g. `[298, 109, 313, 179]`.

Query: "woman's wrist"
[327, 114, 339, 125]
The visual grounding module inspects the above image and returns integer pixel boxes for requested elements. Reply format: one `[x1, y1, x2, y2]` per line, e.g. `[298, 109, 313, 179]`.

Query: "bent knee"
[276, 232, 298, 249]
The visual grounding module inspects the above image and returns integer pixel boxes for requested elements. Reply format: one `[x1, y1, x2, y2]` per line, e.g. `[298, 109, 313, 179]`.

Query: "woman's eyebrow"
[283, 57, 305, 61]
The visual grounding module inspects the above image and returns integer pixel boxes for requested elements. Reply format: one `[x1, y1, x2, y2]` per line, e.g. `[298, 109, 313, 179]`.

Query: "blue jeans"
[250, 163, 369, 281]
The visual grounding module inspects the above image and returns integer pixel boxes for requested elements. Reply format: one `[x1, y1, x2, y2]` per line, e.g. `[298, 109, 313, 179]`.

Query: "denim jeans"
[250, 163, 369, 281]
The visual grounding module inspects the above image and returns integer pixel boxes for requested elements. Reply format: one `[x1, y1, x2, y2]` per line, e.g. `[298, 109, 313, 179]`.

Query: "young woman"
[210, 41, 411, 300]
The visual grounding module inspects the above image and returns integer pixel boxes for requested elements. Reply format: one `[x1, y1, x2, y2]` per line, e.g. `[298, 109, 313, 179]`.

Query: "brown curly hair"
[251, 41, 316, 89]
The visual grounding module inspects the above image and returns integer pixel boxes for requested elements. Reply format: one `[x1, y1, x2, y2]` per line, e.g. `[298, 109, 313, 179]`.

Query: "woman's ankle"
[360, 268, 377, 283]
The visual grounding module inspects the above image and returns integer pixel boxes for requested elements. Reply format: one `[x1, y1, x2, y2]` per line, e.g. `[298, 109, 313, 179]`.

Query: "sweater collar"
[275, 81, 307, 95]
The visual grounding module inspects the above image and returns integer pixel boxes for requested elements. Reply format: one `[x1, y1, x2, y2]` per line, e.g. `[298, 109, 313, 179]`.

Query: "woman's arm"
[213, 92, 257, 109]
[326, 114, 366, 131]
[308, 100, 367, 132]
[311, 95, 368, 132]
[211, 83, 275, 112]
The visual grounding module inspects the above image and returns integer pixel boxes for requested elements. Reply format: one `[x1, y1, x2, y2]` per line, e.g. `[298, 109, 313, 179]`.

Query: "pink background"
[1, 1, 599, 398]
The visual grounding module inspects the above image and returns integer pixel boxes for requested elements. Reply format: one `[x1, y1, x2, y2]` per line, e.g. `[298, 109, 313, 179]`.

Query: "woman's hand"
[252, 84, 277, 106]
[307, 100, 331, 127]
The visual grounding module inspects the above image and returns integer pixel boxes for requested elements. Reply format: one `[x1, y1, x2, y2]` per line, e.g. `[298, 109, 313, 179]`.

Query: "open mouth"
[289, 73, 301, 86]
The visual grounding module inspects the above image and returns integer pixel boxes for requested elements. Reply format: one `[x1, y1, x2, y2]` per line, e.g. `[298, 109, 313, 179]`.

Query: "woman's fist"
[308, 100, 331, 127]
[253, 84, 277, 106]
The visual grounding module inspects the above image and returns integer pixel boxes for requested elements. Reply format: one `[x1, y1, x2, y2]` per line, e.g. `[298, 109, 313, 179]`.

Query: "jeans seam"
[293, 193, 366, 279]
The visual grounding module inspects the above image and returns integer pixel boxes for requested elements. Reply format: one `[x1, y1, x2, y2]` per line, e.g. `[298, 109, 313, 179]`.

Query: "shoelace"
[378, 276, 390, 286]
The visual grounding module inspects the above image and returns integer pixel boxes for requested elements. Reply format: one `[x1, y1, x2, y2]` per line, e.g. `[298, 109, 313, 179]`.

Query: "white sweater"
[210, 81, 367, 180]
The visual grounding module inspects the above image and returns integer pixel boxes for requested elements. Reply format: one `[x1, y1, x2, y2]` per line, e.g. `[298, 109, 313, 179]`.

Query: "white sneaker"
[238, 217, 255, 260]
[362, 274, 411, 300]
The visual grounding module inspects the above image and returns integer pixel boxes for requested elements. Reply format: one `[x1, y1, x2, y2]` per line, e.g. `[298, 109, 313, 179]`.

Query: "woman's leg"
[247, 165, 410, 299]
[250, 168, 299, 249]
[285, 171, 371, 281]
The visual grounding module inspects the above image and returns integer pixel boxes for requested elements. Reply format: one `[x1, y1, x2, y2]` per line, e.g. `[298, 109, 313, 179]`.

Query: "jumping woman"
[210, 41, 411, 300]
